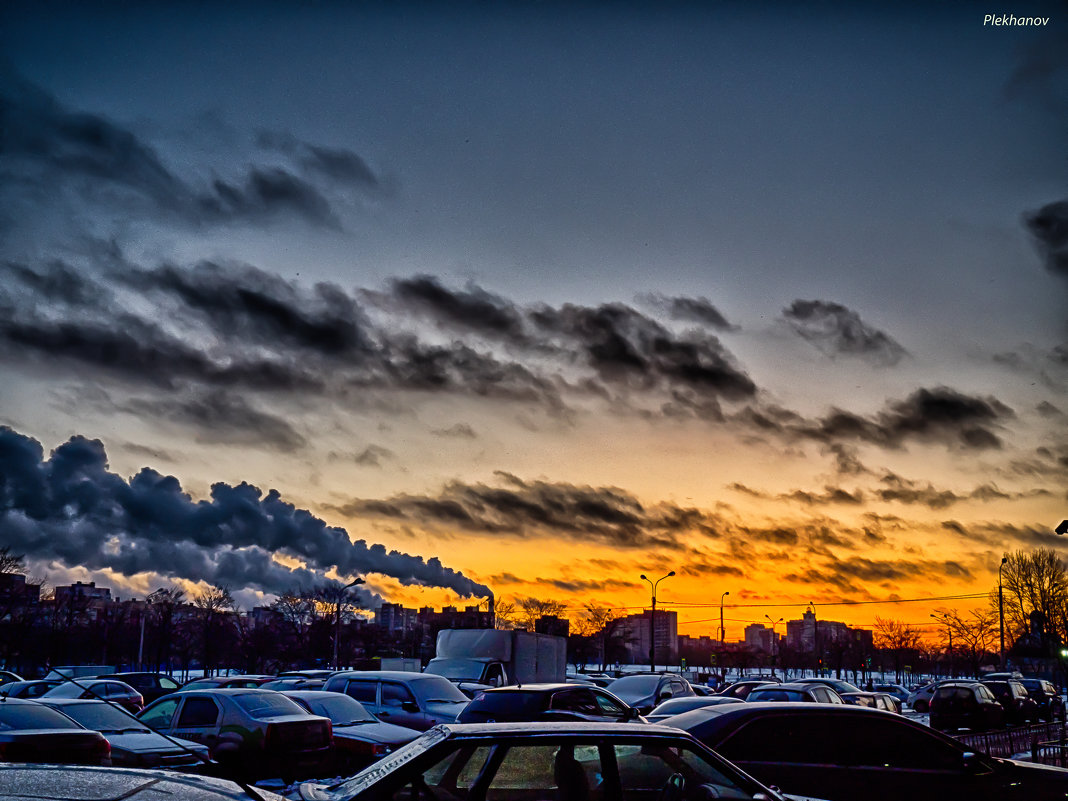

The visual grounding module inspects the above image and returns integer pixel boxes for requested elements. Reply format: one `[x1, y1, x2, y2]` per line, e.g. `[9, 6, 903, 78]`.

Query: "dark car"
[457, 683, 643, 724]
[0, 764, 286, 801]
[745, 682, 844, 704]
[839, 691, 901, 713]
[669, 701, 1068, 801]
[717, 679, 775, 700]
[105, 672, 184, 704]
[929, 681, 1005, 733]
[873, 683, 910, 704]
[645, 695, 744, 723]
[0, 671, 24, 686]
[41, 679, 145, 713]
[284, 690, 420, 773]
[323, 671, 470, 731]
[38, 698, 212, 770]
[179, 675, 275, 691]
[1020, 678, 1065, 722]
[291, 721, 798, 801]
[0, 679, 64, 699]
[0, 697, 111, 765]
[979, 679, 1040, 725]
[261, 677, 326, 691]
[604, 673, 696, 714]
[137, 688, 332, 780]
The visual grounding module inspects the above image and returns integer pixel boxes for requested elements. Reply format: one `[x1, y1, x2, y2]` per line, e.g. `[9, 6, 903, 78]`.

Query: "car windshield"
[180, 680, 219, 690]
[424, 659, 487, 682]
[232, 692, 307, 717]
[747, 689, 811, 702]
[0, 704, 82, 730]
[305, 695, 377, 724]
[52, 703, 149, 733]
[608, 676, 659, 699]
[409, 677, 470, 704]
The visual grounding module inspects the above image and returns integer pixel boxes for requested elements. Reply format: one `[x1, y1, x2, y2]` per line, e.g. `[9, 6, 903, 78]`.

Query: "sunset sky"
[1, 1, 1065, 642]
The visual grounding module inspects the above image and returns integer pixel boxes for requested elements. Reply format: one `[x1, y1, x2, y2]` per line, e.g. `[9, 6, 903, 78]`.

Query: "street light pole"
[999, 555, 1008, 671]
[719, 592, 730, 645]
[931, 613, 952, 678]
[640, 571, 675, 672]
[334, 578, 365, 671]
[765, 615, 783, 678]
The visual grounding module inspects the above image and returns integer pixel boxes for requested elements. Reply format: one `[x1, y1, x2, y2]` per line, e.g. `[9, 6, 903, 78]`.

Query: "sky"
[0, 0, 1065, 641]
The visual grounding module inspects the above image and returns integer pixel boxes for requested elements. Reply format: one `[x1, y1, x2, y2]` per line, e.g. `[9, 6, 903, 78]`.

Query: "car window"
[139, 697, 180, 729]
[719, 716, 838, 763]
[0, 704, 82, 730]
[406, 743, 494, 801]
[382, 682, 417, 708]
[612, 743, 749, 801]
[844, 717, 970, 770]
[486, 744, 599, 801]
[591, 690, 629, 719]
[345, 679, 378, 704]
[177, 696, 220, 727]
[550, 689, 599, 716]
[160, 677, 180, 690]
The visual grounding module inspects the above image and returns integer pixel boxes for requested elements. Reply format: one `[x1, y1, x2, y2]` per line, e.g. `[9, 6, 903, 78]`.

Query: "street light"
[931, 612, 952, 678]
[999, 555, 1008, 671]
[719, 591, 730, 645]
[639, 571, 675, 672]
[334, 578, 365, 670]
[765, 615, 783, 678]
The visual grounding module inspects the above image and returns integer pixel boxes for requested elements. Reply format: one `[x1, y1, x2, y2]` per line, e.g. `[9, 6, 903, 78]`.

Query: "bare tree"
[0, 546, 27, 575]
[873, 616, 923, 683]
[192, 585, 235, 676]
[516, 597, 566, 632]
[492, 596, 518, 630]
[997, 548, 1068, 649]
[936, 607, 997, 677]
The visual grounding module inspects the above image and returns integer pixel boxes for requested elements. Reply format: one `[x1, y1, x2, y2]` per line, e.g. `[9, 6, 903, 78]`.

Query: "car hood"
[0, 764, 284, 800]
[103, 730, 210, 756]
[331, 721, 420, 745]
[423, 701, 468, 720]
[997, 757, 1068, 780]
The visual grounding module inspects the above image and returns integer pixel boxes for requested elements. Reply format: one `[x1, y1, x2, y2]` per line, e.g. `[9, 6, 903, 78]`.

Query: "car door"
[342, 678, 380, 713]
[548, 688, 602, 721]
[170, 695, 224, 755]
[379, 680, 424, 729]
[139, 696, 180, 731]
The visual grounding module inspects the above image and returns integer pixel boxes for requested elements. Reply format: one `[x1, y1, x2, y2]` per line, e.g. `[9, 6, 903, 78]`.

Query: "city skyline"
[0, 1, 1065, 639]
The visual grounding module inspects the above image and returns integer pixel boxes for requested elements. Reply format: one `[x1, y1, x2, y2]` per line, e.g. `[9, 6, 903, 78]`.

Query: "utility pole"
[719, 591, 730, 645]
[999, 555, 1007, 671]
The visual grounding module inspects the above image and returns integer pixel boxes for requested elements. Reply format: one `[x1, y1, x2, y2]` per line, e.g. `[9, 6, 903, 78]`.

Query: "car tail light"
[94, 737, 112, 763]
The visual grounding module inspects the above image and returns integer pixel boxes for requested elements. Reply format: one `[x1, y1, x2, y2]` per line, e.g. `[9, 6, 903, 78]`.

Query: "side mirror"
[402, 701, 420, 713]
[962, 751, 983, 773]
[624, 707, 640, 721]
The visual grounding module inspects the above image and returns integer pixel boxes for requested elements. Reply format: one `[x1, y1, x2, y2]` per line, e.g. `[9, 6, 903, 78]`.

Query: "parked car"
[745, 682, 844, 704]
[260, 677, 326, 691]
[1020, 678, 1065, 722]
[717, 679, 775, 700]
[0, 764, 285, 800]
[322, 671, 470, 731]
[457, 683, 643, 724]
[979, 679, 1040, 725]
[873, 683, 910, 704]
[796, 677, 863, 696]
[136, 688, 332, 780]
[646, 695, 745, 723]
[0, 671, 23, 685]
[839, 691, 901, 713]
[0, 679, 64, 699]
[41, 679, 144, 713]
[179, 675, 275, 691]
[604, 673, 696, 714]
[669, 701, 1068, 801]
[104, 672, 184, 704]
[277, 670, 337, 680]
[0, 697, 111, 765]
[565, 673, 612, 687]
[38, 698, 212, 770]
[906, 679, 947, 712]
[928, 681, 1005, 733]
[283, 690, 420, 773]
[290, 721, 800, 801]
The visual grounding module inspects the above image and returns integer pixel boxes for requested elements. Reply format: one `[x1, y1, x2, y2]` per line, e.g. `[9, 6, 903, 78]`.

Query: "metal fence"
[954, 721, 1068, 765]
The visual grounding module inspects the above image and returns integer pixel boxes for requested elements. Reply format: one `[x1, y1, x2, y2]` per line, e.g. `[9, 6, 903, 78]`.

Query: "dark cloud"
[353, 445, 394, 467]
[801, 387, 1013, 450]
[257, 130, 380, 187]
[0, 426, 490, 599]
[336, 472, 721, 550]
[381, 275, 527, 341]
[1024, 200, 1068, 278]
[639, 294, 737, 331]
[117, 391, 307, 453]
[432, 423, 478, 439]
[782, 300, 908, 367]
[0, 70, 355, 231]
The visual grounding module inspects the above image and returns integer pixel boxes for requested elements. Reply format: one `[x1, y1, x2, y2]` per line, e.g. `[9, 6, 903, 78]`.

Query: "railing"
[953, 721, 1067, 765]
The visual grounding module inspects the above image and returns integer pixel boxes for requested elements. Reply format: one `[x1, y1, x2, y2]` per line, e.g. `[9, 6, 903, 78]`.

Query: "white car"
[905, 680, 947, 712]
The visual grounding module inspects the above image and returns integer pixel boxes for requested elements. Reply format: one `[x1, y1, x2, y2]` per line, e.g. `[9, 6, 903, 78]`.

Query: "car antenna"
[45, 668, 269, 801]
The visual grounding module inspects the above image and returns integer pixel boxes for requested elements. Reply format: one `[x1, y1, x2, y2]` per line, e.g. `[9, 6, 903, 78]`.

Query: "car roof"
[674, 700, 901, 726]
[475, 683, 591, 693]
[330, 670, 444, 681]
[432, 721, 699, 736]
